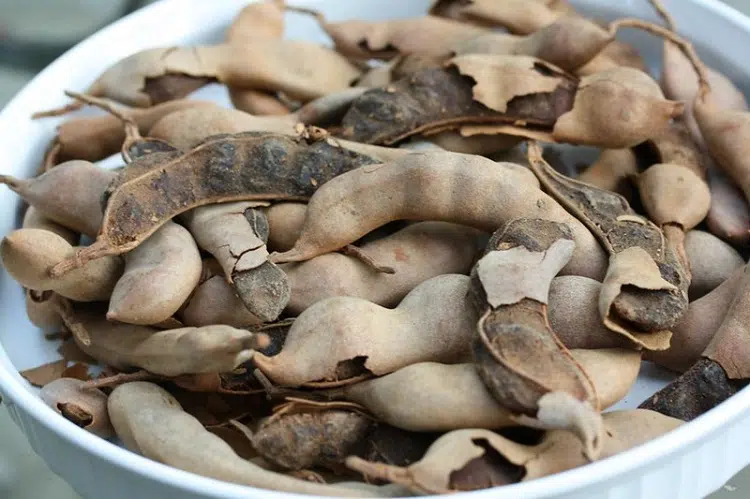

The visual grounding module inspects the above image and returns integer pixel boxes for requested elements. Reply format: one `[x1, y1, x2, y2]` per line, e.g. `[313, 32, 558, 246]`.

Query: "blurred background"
[0, 0, 749, 497]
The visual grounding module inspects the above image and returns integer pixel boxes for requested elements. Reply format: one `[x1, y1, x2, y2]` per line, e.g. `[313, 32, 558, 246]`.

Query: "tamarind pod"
[0, 161, 115, 237]
[646, 267, 745, 372]
[107, 221, 202, 325]
[40, 378, 113, 438]
[50, 133, 381, 277]
[577, 149, 637, 195]
[182, 201, 289, 322]
[1, 229, 122, 302]
[706, 168, 750, 246]
[22, 206, 78, 245]
[430, 0, 561, 35]
[528, 142, 686, 349]
[107, 382, 400, 496]
[265, 202, 306, 253]
[25, 289, 64, 333]
[292, 87, 368, 127]
[270, 152, 607, 280]
[179, 275, 261, 328]
[423, 130, 521, 156]
[575, 39, 647, 76]
[470, 218, 601, 457]
[228, 89, 289, 116]
[50, 100, 213, 165]
[62, 308, 265, 376]
[285, 221, 482, 314]
[684, 230, 744, 300]
[253, 274, 478, 387]
[346, 409, 682, 494]
[337, 350, 639, 432]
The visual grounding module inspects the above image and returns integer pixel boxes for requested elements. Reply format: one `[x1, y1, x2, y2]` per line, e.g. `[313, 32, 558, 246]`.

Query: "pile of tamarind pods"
[4, 0, 750, 495]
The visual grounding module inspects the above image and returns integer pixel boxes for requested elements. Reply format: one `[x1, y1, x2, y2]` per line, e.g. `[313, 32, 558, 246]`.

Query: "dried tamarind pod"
[430, 0, 562, 35]
[270, 152, 607, 280]
[108, 221, 202, 325]
[684, 230, 744, 300]
[1, 229, 122, 302]
[253, 274, 478, 387]
[49, 132, 381, 277]
[347, 409, 682, 494]
[469, 218, 602, 457]
[527, 141, 687, 350]
[107, 382, 403, 496]
[646, 267, 745, 373]
[706, 169, 750, 246]
[57, 306, 266, 377]
[329, 350, 639, 433]
[181, 201, 289, 322]
[577, 149, 638, 198]
[1, 160, 115, 237]
[22, 206, 78, 245]
[179, 273, 261, 328]
[265, 202, 307, 253]
[40, 378, 113, 438]
[25, 289, 65, 333]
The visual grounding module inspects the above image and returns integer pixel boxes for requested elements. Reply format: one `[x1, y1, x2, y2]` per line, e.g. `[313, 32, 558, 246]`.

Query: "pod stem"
[608, 18, 711, 99]
[647, 0, 676, 31]
[41, 140, 62, 173]
[31, 100, 85, 119]
[340, 244, 396, 274]
[284, 4, 328, 25]
[345, 456, 414, 488]
[80, 370, 156, 390]
[0, 174, 22, 191]
[49, 239, 118, 278]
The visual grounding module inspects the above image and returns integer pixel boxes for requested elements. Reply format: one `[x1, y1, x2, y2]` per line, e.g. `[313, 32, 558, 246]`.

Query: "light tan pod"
[684, 230, 744, 300]
[25, 290, 64, 332]
[22, 206, 78, 245]
[179, 275, 261, 328]
[40, 378, 113, 438]
[265, 202, 307, 253]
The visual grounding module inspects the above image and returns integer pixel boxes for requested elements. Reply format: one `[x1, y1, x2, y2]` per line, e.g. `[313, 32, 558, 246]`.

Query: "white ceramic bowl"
[1, 0, 750, 498]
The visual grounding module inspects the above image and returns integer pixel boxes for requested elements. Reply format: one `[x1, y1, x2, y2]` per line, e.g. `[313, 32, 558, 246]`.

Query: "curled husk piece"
[527, 142, 687, 350]
[346, 409, 682, 494]
[107, 382, 404, 496]
[253, 274, 478, 387]
[40, 378, 113, 438]
[470, 218, 601, 458]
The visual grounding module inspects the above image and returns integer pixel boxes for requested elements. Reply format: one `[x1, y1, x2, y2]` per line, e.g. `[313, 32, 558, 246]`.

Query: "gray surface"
[1, 0, 750, 498]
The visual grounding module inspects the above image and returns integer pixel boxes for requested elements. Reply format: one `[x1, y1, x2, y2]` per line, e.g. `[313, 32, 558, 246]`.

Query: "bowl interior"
[0, 0, 749, 498]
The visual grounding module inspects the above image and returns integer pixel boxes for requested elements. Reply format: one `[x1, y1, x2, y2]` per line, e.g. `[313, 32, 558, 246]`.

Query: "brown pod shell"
[636, 163, 710, 229]
[706, 169, 750, 246]
[179, 274, 261, 328]
[22, 206, 78, 245]
[684, 230, 744, 300]
[577, 149, 637, 196]
[430, 0, 561, 34]
[265, 202, 307, 253]
[40, 378, 113, 438]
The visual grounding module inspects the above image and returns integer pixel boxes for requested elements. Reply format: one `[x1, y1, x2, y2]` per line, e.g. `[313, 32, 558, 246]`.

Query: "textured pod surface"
[40, 378, 113, 438]
[108, 221, 202, 325]
[253, 274, 478, 387]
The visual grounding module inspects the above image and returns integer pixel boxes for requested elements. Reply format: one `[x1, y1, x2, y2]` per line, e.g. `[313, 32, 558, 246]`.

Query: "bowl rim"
[1, 0, 750, 497]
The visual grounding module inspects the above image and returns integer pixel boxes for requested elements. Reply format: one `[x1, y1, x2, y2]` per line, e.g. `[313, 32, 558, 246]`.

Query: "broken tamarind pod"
[577, 149, 638, 199]
[527, 141, 687, 350]
[1, 229, 122, 302]
[340, 56, 681, 149]
[107, 382, 403, 496]
[40, 378, 113, 438]
[469, 218, 602, 458]
[284, 221, 482, 315]
[22, 206, 78, 245]
[107, 221, 202, 325]
[645, 266, 745, 373]
[181, 201, 289, 322]
[42, 100, 213, 166]
[25, 289, 65, 333]
[253, 274, 478, 387]
[684, 230, 744, 300]
[430, 0, 562, 35]
[1, 161, 115, 237]
[48, 132, 381, 277]
[265, 202, 307, 253]
[328, 350, 639, 433]
[56, 305, 267, 377]
[269, 152, 607, 280]
[288, 7, 487, 60]
[706, 169, 750, 247]
[640, 264, 750, 420]
[548, 276, 634, 350]
[225, 0, 290, 116]
[347, 409, 682, 494]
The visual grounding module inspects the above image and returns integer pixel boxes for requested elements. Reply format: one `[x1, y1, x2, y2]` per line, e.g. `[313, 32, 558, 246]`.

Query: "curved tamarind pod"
[470, 218, 601, 458]
[253, 274, 478, 387]
[346, 409, 682, 494]
[646, 267, 745, 372]
[575, 38, 647, 76]
[107, 382, 403, 496]
[58, 307, 266, 377]
[684, 230, 744, 300]
[181, 201, 288, 322]
[430, 0, 562, 34]
[1, 229, 122, 302]
[706, 169, 750, 246]
[22, 206, 78, 245]
[49, 132, 381, 277]
[25, 290, 65, 333]
[265, 202, 306, 253]
[577, 149, 637, 198]
[0, 161, 115, 237]
[528, 142, 686, 350]
[108, 221, 202, 325]
[40, 378, 113, 438]
[270, 152, 607, 280]
[334, 350, 639, 432]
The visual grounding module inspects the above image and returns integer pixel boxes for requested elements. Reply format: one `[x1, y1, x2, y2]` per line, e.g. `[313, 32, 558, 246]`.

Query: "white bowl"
[1, 0, 750, 497]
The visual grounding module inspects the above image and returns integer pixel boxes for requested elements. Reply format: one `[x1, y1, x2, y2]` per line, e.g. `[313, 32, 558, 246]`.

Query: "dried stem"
[647, 0, 676, 31]
[341, 245, 396, 274]
[31, 100, 85, 119]
[345, 456, 415, 488]
[81, 370, 157, 390]
[49, 239, 123, 278]
[41, 140, 62, 173]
